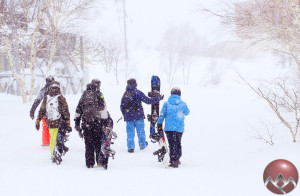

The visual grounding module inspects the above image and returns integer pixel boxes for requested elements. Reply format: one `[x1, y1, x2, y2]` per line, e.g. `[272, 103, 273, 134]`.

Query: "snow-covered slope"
[1, 0, 299, 195]
[0, 59, 299, 196]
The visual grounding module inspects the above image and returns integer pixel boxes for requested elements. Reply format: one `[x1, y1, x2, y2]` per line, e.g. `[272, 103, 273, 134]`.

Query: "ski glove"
[157, 123, 163, 132]
[159, 94, 164, 100]
[35, 119, 40, 131]
[30, 112, 34, 120]
[65, 120, 72, 133]
[75, 125, 83, 138]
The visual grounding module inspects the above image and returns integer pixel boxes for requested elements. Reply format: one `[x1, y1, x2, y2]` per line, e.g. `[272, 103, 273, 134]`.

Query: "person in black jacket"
[30, 75, 55, 146]
[74, 79, 114, 169]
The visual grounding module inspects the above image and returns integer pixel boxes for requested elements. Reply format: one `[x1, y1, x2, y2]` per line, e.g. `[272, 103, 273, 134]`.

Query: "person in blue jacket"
[157, 87, 190, 168]
[120, 78, 163, 153]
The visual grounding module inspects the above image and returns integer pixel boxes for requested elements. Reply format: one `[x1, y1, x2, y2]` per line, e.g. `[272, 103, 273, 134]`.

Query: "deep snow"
[1, 0, 300, 195]
[0, 59, 299, 196]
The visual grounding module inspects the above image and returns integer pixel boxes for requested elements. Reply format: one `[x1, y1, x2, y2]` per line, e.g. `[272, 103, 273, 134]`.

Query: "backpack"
[46, 94, 61, 121]
[122, 90, 140, 112]
[81, 90, 104, 119]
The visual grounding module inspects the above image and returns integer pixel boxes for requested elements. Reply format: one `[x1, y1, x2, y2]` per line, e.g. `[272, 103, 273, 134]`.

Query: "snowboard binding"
[101, 142, 116, 159]
[153, 146, 167, 162]
[150, 132, 162, 143]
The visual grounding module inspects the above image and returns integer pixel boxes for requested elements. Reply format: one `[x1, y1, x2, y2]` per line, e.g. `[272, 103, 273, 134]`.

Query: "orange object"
[42, 117, 50, 145]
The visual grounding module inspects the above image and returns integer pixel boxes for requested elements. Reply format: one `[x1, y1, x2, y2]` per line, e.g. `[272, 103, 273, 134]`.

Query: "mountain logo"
[263, 159, 298, 194]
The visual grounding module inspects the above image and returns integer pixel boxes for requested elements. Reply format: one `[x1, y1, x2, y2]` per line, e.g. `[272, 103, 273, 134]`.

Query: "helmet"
[91, 79, 101, 89]
[171, 87, 181, 96]
[46, 75, 55, 84]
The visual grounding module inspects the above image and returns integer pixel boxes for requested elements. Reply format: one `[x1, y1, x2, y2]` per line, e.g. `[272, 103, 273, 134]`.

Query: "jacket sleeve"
[37, 96, 47, 121]
[120, 93, 126, 116]
[58, 96, 70, 122]
[30, 87, 46, 116]
[157, 102, 167, 124]
[183, 102, 190, 116]
[137, 90, 160, 105]
[74, 93, 85, 126]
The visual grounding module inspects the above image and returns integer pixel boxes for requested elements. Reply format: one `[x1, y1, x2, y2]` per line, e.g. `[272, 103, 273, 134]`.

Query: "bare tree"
[99, 37, 123, 84]
[248, 119, 275, 146]
[204, 0, 300, 78]
[239, 74, 300, 142]
[159, 25, 202, 86]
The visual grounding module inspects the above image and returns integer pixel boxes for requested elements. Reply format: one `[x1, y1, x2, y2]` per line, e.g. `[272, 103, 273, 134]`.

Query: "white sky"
[86, 0, 228, 48]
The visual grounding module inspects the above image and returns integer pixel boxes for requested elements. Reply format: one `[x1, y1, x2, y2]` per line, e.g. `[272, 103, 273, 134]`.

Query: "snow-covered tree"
[0, 0, 97, 103]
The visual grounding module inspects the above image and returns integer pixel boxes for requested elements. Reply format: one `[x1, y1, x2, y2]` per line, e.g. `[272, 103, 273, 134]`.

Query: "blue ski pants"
[126, 120, 148, 150]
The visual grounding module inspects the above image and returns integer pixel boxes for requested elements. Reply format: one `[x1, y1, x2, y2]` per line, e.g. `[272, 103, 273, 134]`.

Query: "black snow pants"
[165, 131, 183, 162]
[82, 119, 108, 168]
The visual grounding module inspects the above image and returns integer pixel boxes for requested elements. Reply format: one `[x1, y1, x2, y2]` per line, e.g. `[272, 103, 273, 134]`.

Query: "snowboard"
[147, 75, 161, 135]
[52, 122, 71, 165]
[147, 75, 170, 168]
[98, 127, 117, 170]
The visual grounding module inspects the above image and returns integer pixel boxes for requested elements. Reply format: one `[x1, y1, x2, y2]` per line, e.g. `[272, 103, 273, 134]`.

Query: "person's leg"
[126, 121, 135, 151]
[84, 129, 95, 168]
[174, 132, 183, 162]
[49, 128, 58, 157]
[135, 120, 147, 149]
[165, 131, 176, 163]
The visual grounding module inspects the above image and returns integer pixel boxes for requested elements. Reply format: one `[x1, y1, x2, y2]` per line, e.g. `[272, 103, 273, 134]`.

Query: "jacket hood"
[126, 84, 137, 91]
[168, 94, 182, 105]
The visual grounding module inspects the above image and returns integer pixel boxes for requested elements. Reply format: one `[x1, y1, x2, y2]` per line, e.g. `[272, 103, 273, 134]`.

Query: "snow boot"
[128, 149, 134, 153]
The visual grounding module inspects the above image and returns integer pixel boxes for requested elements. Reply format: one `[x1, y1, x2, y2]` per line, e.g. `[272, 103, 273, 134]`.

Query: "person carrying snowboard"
[157, 87, 190, 168]
[35, 82, 72, 163]
[120, 78, 163, 153]
[74, 79, 115, 169]
[30, 75, 55, 146]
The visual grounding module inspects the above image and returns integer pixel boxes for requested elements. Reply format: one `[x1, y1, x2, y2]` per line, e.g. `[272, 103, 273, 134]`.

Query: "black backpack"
[122, 90, 140, 112]
[81, 90, 103, 119]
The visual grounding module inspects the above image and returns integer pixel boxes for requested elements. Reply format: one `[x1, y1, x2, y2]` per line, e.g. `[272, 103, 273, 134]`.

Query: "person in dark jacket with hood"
[120, 78, 163, 153]
[30, 75, 55, 146]
[74, 79, 114, 169]
[157, 87, 190, 168]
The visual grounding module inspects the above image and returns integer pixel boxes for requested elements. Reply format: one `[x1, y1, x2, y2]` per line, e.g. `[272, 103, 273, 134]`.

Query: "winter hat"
[127, 78, 137, 86]
[171, 87, 181, 96]
[86, 83, 96, 91]
[91, 78, 101, 89]
[49, 82, 60, 90]
[46, 75, 54, 84]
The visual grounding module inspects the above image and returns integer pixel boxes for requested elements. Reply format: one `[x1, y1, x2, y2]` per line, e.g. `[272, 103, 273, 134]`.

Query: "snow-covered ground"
[0, 57, 299, 196]
[1, 0, 300, 195]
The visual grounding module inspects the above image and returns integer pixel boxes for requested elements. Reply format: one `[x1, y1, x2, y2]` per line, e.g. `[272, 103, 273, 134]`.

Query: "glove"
[78, 131, 83, 139]
[30, 112, 34, 120]
[157, 123, 163, 131]
[159, 94, 164, 100]
[35, 119, 40, 131]
[65, 120, 72, 133]
[75, 125, 83, 138]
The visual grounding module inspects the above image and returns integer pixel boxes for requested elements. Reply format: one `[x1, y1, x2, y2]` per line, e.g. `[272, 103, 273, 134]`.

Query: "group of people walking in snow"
[30, 76, 189, 169]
